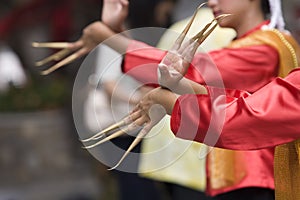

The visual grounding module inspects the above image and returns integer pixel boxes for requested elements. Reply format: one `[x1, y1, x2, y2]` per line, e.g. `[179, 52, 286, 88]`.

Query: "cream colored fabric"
[156, 8, 236, 52]
[138, 8, 236, 191]
[138, 116, 208, 190]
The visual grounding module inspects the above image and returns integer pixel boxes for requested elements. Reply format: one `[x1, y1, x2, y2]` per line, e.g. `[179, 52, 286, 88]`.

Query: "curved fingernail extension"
[81, 119, 128, 142]
[215, 13, 232, 21]
[82, 120, 139, 149]
[35, 49, 70, 67]
[108, 130, 148, 170]
[32, 41, 80, 75]
[82, 128, 128, 149]
[40, 53, 79, 75]
[32, 42, 70, 49]
[173, 2, 207, 50]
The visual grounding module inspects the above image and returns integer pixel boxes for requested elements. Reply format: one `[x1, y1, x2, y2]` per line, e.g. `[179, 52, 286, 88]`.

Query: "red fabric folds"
[171, 68, 300, 150]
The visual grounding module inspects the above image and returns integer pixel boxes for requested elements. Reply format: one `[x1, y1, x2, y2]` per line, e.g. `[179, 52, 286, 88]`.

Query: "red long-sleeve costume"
[170, 68, 300, 150]
[170, 68, 300, 200]
[122, 22, 292, 195]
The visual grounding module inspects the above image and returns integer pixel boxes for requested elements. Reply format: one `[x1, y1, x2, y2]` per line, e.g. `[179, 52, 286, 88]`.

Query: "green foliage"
[0, 75, 69, 112]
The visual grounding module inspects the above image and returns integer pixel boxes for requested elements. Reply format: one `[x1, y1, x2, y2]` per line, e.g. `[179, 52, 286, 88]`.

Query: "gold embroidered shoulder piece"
[228, 29, 300, 77]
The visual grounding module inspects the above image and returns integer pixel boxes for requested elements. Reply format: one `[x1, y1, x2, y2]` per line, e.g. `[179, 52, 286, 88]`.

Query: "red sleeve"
[190, 45, 279, 92]
[171, 68, 300, 150]
[123, 40, 279, 92]
[122, 40, 165, 87]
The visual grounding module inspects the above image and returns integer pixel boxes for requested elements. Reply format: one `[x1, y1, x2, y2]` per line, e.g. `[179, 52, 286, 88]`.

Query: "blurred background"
[0, 0, 299, 199]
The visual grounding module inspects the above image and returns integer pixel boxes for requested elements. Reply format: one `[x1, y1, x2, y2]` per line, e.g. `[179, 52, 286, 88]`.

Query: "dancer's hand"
[158, 50, 191, 90]
[129, 87, 177, 134]
[33, 21, 131, 75]
[102, 0, 129, 32]
[68, 21, 114, 55]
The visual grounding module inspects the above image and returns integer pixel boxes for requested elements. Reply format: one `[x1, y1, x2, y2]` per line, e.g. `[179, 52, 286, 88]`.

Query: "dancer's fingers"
[35, 49, 71, 67]
[41, 53, 79, 75]
[32, 42, 70, 49]
[171, 2, 206, 51]
[83, 129, 127, 149]
[80, 119, 128, 142]
[108, 127, 149, 170]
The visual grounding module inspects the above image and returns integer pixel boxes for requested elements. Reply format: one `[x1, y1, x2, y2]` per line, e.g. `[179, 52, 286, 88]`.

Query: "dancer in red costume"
[33, 0, 299, 199]
[116, 0, 299, 199]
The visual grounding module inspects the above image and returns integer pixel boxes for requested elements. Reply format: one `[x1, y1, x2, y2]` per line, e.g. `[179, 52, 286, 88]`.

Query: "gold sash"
[209, 29, 300, 198]
[208, 148, 246, 189]
[274, 140, 300, 200]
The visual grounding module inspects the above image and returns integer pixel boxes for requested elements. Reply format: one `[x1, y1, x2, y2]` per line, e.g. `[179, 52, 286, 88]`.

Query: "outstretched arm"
[122, 69, 300, 152]
[171, 68, 300, 150]
[70, 0, 130, 58]
[68, 21, 131, 55]
[32, 0, 131, 75]
[32, 20, 133, 75]
[69, 0, 131, 66]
